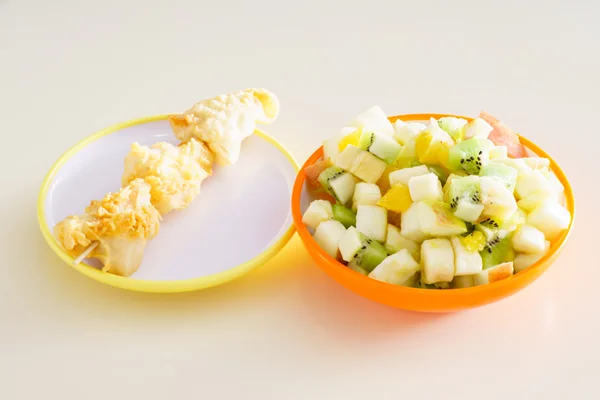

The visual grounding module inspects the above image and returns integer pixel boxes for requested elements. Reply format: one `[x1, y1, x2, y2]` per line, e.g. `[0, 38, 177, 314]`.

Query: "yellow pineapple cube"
[378, 184, 413, 213]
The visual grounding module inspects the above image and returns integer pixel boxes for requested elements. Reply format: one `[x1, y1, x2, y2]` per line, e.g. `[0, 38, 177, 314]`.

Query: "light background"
[1, 0, 598, 399]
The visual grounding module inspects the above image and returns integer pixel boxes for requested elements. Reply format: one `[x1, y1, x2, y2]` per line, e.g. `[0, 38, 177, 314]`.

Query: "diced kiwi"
[479, 236, 515, 269]
[338, 227, 388, 272]
[357, 131, 402, 164]
[480, 163, 518, 193]
[447, 176, 481, 210]
[347, 259, 368, 275]
[448, 137, 493, 175]
[417, 201, 468, 237]
[332, 204, 356, 228]
[318, 166, 356, 205]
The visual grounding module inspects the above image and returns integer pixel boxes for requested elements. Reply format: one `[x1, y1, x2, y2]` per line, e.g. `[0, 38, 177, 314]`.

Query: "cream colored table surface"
[1, 1, 598, 399]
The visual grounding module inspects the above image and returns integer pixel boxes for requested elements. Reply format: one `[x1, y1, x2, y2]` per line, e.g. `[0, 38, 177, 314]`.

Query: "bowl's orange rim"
[291, 113, 575, 297]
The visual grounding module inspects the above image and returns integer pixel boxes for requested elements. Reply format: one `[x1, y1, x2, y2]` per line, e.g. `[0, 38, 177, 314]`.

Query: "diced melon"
[408, 173, 443, 202]
[377, 184, 413, 213]
[417, 201, 468, 237]
[393, 119, 426, 145]
[514, 241, 551, 272]
[385, 224, 420, 261]
[368, 249, 421, 286]
[302, 200, 333, 230]
[489, 146, 508, 160]
[450, 236, 483, 276]
[421, 238, 455, 284]
[454, 200, 485, 223]
[527, 200, 571, 240]
[472, 262, 514, 285]
[388, 165, 429, 187]
[511, 224, 546, 254]
[400, 202, 428, 242]
[356, 205, 388, 243]
[515, 170, 555, 200]
[352, 182, 382, 210]
[349, 105, 395, 137]
[452, 275, 475, 289]
[313, 220, 347, 259]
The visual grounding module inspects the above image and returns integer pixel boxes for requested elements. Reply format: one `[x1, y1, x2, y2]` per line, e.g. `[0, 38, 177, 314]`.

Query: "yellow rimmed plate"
[38, 115, 299, 293]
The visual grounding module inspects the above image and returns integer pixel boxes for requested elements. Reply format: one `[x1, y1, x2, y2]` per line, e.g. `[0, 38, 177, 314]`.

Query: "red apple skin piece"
[479, 111, 526, 158]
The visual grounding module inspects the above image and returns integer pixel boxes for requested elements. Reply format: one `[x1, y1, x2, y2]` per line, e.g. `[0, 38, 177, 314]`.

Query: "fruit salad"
[302, 107, 571, 289]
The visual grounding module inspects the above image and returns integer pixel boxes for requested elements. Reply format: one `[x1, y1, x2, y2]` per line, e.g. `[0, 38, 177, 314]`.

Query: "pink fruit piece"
[479, 112, 526, 158]
[304, 159, 337, 203]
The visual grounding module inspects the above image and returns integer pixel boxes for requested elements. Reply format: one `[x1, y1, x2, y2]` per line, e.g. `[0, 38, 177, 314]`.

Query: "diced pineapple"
[352, 182, 382, 210]
[421, 238, 455, 284]
[514, 241, 551, 272]
[393, 120, 426, 145]
[527, 200, 571, 240]
[385, 224, 420, 261]
[352, 151, 388, 184]
[454, 199, 485, 223]
[511, 224, 546, 254]
[302, 200, 333, 230]
[368, 249, 420, 286]
[515, 170, 554, 200]
[313, 220, 347, 259]
[388, 165, 429, 187]
[400, 202, 428, 242]
[473, 262, 514, 286]
[377, 184, 413, 213]
[356, 205, 388, 243]
[338, 127, 361, 152]
[408, 173, 443, 202]
[450, 236, 483, 276]
[489, 146, 508, 160]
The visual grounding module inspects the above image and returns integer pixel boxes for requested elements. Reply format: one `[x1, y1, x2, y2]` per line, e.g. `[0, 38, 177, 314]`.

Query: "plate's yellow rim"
[37, 114, 300, 293]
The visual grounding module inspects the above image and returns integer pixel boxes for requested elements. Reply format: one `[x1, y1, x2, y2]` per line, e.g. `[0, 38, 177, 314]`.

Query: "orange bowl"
[291, 113, 575, 313]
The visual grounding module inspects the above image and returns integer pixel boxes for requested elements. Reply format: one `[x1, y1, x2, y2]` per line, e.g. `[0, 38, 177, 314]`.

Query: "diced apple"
[417, 201, 467, 237]
[400, 202, 428, 242]
[302, 200, 333, 230]
[464, 118, 493, 139]
[527, 200, 571, 240]
[352, 182, 381, 210]
[522, 157, 550, 170]
[335, 144, 364, 171]
[313, 220, 347, 259]
[388, 165, 429, 187]
[328, 172, 357, 205]
[518, 192, 554, 213]
[352, 151, 388, 184]
[495, 158, 533, 176]
[515, 170, 554, 200]
[349, 105, 395, 137]
[489, 146, 508, 160]
[338, 226, 365, 262]
[450, 236, 483, 276]
[479, 176, 518, 221]
[454, 200, 485, 223]
[385, 224, 420, 261]
[514, 241, 551, 273]
[511, 224, 546, 254]
[473, 262, 514, 286]
[408, 173, 443, 202]
[421, 238, 455, 284]
[393, 119, 426, 145]
[356, 205, 388, 243]
[368, 249, 420, 286]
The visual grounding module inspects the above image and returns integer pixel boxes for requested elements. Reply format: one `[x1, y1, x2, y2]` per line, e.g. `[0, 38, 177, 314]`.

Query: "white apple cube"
[329, 172, 357, 205]
[527, 200, 571, 240]
[349, 105, 395, 137]
[465, 118, 493, 139]
[356, 205, 388, 243]
[512, 224, 546, 254]
[352, 182, 382, 210]
[388, 165, 429, 187]
[514, 240, 551, 273]
[393, 119, 426, 145]
[421, 238, 455, 284]
[515, 170, 554, 199]
[400, 202, 428, 242]
[495, 158, 533, 176]
[454, 199, 485, 222]
[313, 220, 347, 259]
[338, 226, 364, 262]
[473, 262, 514, 286]
[368, 249, 421, 286]
[385, 224, 420, 261]
[302, 200, 333, 230]
[450, 237, 483, 276]
[489, 146, 508, 160]
[518, 192, 553, 213]
[522, 157, 550, 170]
[408, 173, 443, 202]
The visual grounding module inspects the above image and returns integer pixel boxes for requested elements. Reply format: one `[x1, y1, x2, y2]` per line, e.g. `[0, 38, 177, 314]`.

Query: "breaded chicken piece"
[168, 88, 279, 166]
[122, 138, 214, 215]
[53, 179, 161, 277]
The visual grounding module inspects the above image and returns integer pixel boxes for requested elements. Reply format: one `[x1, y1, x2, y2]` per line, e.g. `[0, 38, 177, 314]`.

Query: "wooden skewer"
[72, 241, 99, 265]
